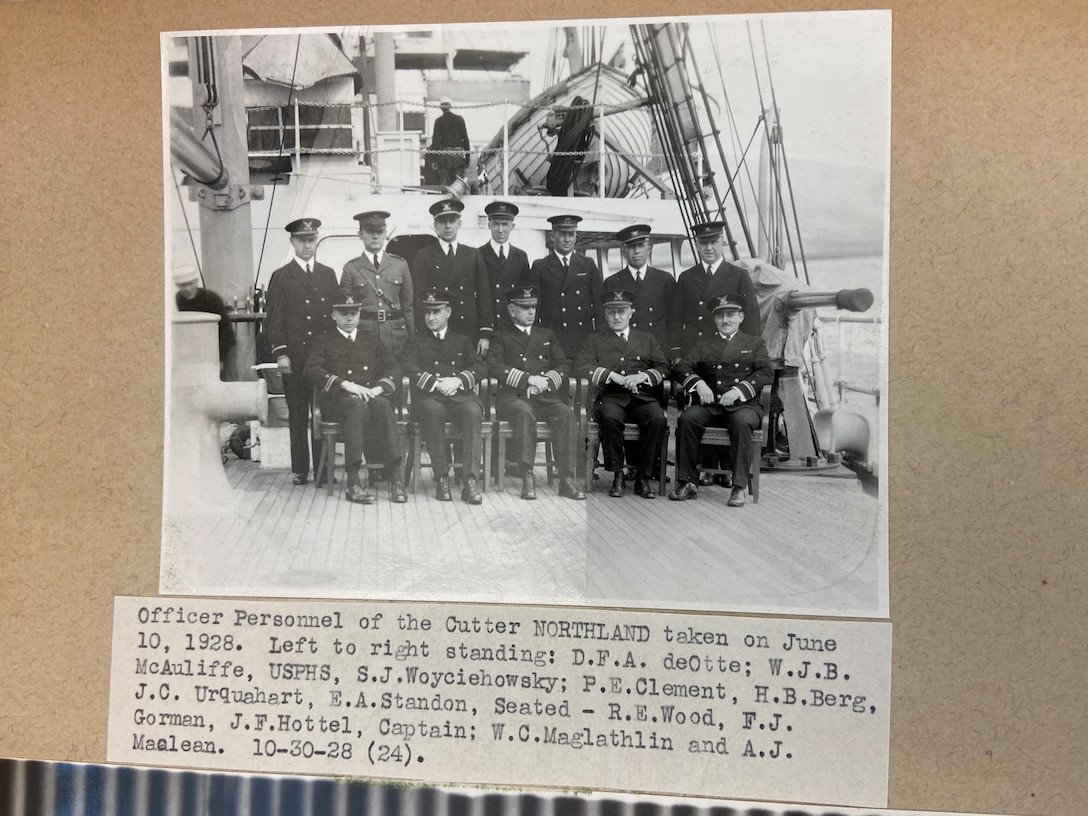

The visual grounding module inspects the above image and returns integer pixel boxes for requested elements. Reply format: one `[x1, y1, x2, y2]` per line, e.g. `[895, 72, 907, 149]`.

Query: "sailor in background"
[173, 265, 236, 375]
[341, 210, 414, 360]
[425, 97, 471, 187]
[263, 218, 342, 486]
[668, 294, 773, 507]
[401, 290, 486, 505]
[478, 200, 532, 328]
[575, 289, 669, 499]
[487, 286, 586, 502]
[304, 292, 408, 505]
[530, 214, 603, 360]
[411, 198, 493, 355]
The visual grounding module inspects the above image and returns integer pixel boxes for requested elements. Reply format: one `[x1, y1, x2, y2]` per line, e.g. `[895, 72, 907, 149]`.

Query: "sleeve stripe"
[739, 380, 756, 400]
[322, 375, 339, 394]
[680, 373, 700, 390]
[377, 377, 395, 393]
[590, 366, 610, 387]
[546, 371, 562, 391]
[506, 369, 525, 389]
[459, 372, 475, 391]
[271, 344, 287, 356]
[417, 373, 434, 391]
[646, 369, 663, 387]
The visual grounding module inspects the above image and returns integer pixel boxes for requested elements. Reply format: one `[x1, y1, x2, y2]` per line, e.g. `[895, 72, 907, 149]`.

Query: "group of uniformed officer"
[262, 198, 772, 508]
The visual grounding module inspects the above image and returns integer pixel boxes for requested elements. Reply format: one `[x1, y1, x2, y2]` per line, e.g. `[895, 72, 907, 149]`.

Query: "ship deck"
[162, 451, 885, 618]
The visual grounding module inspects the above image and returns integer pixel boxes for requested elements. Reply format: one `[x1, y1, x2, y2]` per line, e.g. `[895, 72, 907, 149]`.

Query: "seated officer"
[401, 289, 486, 505]
[487, 286, 585, 502]
[304, 292, 407, 505]
[668, 294, 773, 507]
[575, 289, 669, 499]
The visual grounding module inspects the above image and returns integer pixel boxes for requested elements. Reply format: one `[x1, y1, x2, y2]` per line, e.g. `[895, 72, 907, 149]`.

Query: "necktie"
[499, 246, 505, 261]
[705, 264, 713, 277]
[562, 256, 569, 269]
[371, 254, 379, 268]
[446, 244, 454, 259]
[305, 263, 312, 275]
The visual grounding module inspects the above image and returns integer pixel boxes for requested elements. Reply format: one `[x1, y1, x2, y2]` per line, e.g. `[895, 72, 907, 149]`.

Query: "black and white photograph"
[162, 11, 890, 617]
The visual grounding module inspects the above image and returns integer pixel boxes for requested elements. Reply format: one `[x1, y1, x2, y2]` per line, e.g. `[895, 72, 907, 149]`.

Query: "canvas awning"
[242, 34, 356, 90]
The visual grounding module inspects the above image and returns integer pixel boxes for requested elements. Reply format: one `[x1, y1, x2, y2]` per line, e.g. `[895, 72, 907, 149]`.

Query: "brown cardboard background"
[1, 2, 1085, 815]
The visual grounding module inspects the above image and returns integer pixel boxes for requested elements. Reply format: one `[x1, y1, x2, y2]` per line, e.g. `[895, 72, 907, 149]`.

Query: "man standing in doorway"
[427, 97, 470, 187]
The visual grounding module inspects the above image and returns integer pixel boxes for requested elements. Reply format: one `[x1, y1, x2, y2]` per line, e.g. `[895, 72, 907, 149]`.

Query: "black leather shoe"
[345, 484, 375, 504]
[668, 482, 698, 501]
[435, 476, 452, 502]
[558, 476, 586, 501]
[520, 472, 537, 501]
[292, 472, 308, 486]
[716, 473, 733, 488]
[698, 472, 714, 487]
[390, 481, 408, 504]
[608, 473, 625, 498]
[633, 477, 655, 499]
[727, 486, 746, 507]
[461, 476, 483, 505]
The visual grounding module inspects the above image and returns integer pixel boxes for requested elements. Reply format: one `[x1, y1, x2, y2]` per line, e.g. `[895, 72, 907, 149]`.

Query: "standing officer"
[487, 285, 585, 502]
[669, 219, 761, 486]
[669, 220, 760, 359]
[304, 292, 408, 505]
[401, 290, 486, 505]
[606, 224, 674, 351]
[530, 214, 603, 360]
[668, 294, 773, 507]
[341, 210, 414, 360]
[575, 289, 669, 499]
[264, 217, 342, 485]
[411, 199, 493, 355]
[478, 200, 532, 327]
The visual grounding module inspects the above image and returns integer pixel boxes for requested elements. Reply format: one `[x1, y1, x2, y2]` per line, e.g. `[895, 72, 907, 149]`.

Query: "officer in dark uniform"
[669, 219, 761, 486]
[606, 224, 674, 351]
[341, 210, 414, 359]
[411, 199, 493, 355]
[574, 289, 669, 499]
[304, 292, 408, 505]
[478, 200, 532, 328]
[487, 285, 585, 502]
[669, 219, 760, 358]
[530, 214, 603, 360]
[264, 217, 343, 485]
[401, 289, 486, 505]
[668, 294, 773, 507]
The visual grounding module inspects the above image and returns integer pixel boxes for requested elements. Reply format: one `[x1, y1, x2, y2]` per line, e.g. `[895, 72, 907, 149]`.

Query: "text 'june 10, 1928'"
[108, 597, 891, 808]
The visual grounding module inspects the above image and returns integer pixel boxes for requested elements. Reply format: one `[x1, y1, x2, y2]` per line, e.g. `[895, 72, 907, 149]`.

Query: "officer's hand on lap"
[695, 381, 714, 405]
[277, 355, 292, 374]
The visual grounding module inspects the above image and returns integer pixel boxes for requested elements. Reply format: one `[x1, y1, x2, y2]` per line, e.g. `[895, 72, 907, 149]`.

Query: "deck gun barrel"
[783, 288, 874, 314]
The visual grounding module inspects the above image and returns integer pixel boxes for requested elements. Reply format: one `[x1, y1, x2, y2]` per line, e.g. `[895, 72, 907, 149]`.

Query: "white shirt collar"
[433, 328, 446, 340]
[517, 324, 532, 335]
[296, 257, 314, 270]
[705, 259, 721, 274]
[555, 251, 571, 265]
[339, 328, 357, 341]
[490, 240, 509, 256]
[616, 329, 629, 341]
[440, 240, 458, 255]
[629, 266, 645, 278]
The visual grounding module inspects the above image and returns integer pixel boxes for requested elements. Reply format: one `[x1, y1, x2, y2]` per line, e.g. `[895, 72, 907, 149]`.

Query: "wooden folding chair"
[693, 384, 772, 503]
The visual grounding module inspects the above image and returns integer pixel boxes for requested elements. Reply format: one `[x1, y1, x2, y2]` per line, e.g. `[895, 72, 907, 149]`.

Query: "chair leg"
[411, 434, 422, 494]
[658, 428, 668, 496]
[481, 434, 489, 494]
[752, 450, 760, 504]
[586, 431, 597, 493]
[321, 432, 336, 497]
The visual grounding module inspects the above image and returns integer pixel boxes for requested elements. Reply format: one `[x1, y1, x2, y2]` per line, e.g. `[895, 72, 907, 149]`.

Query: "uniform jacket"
[341, 252, 415, 329]
[263, 259, 342, 364]
[412, 243, 493, 340]
[606, 265, 674, 351]
[303, 325, 399, 405]
[400, 330, 485, 404]
[176, 288, 236, 361]
[430, 112, 470, 159]
[674, 330, 774, 413]
[669, 260, 760, 356]
[479, 242, 532, 327]
[574, 329, 669, 407]
[487, 323, 570, 403]
[530, 252, 603, 358]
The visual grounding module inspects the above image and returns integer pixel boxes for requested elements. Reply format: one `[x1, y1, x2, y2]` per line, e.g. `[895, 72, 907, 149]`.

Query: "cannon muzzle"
[783, 288, 874, 313]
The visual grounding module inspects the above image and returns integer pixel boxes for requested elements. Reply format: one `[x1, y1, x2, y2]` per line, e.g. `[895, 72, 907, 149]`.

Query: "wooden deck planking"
[163, 455, 882, 616]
